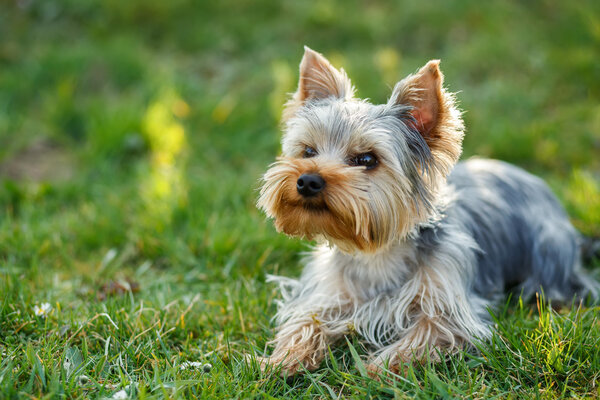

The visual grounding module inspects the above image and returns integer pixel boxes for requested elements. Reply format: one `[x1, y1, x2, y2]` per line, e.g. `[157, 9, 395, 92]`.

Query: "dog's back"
[447, 158, 598, 302]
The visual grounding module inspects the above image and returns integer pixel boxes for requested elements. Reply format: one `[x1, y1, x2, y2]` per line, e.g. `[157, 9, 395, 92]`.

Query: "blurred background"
[0, 0, 599, 389]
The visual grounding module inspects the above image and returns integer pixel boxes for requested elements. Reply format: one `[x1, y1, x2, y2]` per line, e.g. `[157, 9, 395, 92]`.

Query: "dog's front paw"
[249, 352, 320, 377]
[365, 358, 409, 381]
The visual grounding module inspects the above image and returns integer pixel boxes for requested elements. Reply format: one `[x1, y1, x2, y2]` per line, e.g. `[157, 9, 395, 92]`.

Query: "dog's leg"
[521, 219, 599, 303]
[255, 270, 352, 376]
[366, 311, 465, 376]
[256, 315, 339, 375]
[256, 307, 351, 376]
[366, 263, 490, 376]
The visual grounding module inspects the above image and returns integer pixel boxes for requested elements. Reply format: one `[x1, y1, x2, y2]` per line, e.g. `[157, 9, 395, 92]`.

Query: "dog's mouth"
[284, 190, 330, 214]
[301, 200, 329, 213]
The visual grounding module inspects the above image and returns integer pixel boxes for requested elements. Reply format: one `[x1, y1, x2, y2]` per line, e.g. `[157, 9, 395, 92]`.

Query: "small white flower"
[34, 303, 52, 318]
[112, 390, 128, 399]
[179, 361, 203, 370]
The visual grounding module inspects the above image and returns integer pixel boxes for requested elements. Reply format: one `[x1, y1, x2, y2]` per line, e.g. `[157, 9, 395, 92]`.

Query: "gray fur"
[438, 158, 599, 303]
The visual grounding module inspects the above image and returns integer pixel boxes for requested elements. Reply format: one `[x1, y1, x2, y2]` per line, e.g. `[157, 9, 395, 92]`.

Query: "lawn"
[1, 0, 599, 398]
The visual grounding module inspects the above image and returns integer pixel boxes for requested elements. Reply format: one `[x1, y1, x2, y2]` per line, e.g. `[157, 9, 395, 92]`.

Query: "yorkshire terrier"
[256, 46, 599, 376]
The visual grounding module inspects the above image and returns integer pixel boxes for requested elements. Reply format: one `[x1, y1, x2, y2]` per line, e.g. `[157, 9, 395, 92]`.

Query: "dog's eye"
[303, 146, 317, 158]
[351, 153, 378, 169]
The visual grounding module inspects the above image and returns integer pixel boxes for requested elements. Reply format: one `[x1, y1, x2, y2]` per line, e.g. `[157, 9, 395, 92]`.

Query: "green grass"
[1, 0, 599, 398]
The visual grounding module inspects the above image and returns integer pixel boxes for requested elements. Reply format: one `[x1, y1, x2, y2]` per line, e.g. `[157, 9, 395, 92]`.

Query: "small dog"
[256, 46, 598, 376]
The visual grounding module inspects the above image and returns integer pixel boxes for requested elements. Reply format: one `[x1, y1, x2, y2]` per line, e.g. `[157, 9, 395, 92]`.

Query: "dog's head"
[259, 47, 464, 253]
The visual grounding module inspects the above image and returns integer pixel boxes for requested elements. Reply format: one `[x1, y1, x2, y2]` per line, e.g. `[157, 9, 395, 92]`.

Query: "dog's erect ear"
[296, 46, 354, 101]
[283, 46, 354, 121]
[392, 60, 444, 136]
[390, 60, 464, 172]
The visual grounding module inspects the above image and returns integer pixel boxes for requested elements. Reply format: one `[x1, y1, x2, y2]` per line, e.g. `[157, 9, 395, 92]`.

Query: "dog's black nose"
[297, 174, 325, 197]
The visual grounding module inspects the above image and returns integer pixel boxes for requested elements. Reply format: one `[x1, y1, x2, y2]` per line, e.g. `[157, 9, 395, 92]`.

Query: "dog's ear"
[283, 46, 354, 121]
[392, 60, 444, 136]
[390, 60, 464, 171]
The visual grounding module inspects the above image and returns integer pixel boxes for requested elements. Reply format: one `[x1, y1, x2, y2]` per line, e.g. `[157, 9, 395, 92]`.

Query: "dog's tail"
[582, 235, 600, 264]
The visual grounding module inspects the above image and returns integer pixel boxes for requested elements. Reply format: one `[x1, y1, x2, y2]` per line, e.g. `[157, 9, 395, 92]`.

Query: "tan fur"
[257, 322, 328, 374]
[259, 157, 374, 252]
[258, 156, 430, 253]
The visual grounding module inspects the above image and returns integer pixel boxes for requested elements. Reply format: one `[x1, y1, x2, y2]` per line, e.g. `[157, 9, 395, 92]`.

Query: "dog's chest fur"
[331, 243, 418, 300]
